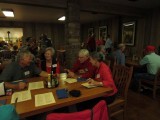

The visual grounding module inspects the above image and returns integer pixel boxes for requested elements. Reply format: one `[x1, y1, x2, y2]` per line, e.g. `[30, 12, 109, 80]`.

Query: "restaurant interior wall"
[81, 10, 160, 58]
[0, 21, 65, 50]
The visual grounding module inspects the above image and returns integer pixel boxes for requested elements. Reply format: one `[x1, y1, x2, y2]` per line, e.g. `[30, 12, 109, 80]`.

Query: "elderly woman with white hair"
[66, 49, 96, 79]
[113, 43, 126, 65]
[40, 47, 60, 75]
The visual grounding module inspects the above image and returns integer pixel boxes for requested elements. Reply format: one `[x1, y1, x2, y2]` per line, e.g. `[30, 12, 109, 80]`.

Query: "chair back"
[139, 68, 160, 99]
[106, 56, 117, 72]
[46, 100, 109, 120]
[112, 65, 133, 99]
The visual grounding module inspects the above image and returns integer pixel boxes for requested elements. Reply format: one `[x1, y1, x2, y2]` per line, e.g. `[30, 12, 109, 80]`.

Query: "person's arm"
[88, 78, 103, 87]
[32, 62, 48, 77]
[4, 82, 27, 90]
[80, 63, 96, 78]
[140, 56, 148, 65]
[99, 65, 115, 88]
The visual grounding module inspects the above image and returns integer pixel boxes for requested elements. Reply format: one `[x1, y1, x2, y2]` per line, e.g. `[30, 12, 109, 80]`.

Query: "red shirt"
[45, 62, 60, 74]
[96, 39, 105, 46]
[72, 58, 96, 78]
[95, 62, 117, 96]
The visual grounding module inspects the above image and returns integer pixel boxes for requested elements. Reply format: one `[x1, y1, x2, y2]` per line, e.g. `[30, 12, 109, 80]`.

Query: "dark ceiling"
[0, 0, 160, 23]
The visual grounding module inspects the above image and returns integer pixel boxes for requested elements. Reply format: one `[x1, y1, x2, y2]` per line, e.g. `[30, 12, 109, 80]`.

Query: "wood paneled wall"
[81, 8, 160, 57]
[0, 21, 65, 50]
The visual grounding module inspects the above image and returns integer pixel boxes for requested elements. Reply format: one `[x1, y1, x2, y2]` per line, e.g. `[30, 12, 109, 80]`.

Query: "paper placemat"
[81, 82, 97, 88]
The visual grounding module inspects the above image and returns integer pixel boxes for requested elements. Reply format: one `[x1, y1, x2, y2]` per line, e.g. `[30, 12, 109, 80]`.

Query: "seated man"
[66, 49, 96, 79]
[113, 43, 126, 65]
[0, 50, 48, 90]
[132, 45, 160, 91]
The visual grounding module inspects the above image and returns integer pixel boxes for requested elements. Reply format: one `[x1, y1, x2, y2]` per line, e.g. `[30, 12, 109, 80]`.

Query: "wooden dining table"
[0, 77, 113, 119]
[126, 58, 139, 67]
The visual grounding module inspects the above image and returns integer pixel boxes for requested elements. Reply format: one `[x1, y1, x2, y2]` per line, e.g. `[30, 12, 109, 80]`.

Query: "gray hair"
[79, 49, 89, 57]
[118, 43, 125, 49]
[90, 52, 102, 62]
[45, 47, 55, 56]
[16, 50, 34, 62]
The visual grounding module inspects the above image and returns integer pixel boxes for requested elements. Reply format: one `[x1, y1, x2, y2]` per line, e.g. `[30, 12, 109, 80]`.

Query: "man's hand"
[68, 71, 75, 78]
[18, 82, 27, 90]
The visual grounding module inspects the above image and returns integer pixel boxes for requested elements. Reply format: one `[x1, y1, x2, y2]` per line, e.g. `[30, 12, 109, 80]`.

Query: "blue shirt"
[113, 49, 125, 65]
[0, 61, 41, 82]
[105, 38, 112, 49]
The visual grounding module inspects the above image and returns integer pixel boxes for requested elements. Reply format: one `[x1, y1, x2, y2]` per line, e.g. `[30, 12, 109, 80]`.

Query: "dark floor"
[113, 89, 160, 120]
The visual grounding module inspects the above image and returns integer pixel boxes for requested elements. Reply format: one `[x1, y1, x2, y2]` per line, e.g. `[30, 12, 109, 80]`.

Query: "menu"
[28, 81, 44, 90]
[65, 78, 77, 83]
[11, 90, 31, 103]
[35, 92, 56, 107]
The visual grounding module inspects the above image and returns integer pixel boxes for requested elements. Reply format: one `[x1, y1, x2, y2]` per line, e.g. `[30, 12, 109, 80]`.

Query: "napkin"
[56, 89, 68, 99]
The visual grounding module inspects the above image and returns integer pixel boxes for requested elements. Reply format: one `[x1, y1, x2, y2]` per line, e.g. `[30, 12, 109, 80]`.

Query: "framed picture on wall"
[99, 26, 107, 41]
[88, 28, 94, 37]
[122, 21, 136, 46]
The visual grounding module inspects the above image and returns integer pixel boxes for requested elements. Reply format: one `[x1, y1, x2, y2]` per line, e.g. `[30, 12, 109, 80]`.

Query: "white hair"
[78, 49, 89, 57]
[45, 47, 55, 56]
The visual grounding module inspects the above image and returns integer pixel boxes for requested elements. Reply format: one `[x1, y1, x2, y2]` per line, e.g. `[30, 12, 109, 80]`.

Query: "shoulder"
[100, 62, 109, 69]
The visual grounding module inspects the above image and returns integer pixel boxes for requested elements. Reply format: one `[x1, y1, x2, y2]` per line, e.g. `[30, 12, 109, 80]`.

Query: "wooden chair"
[108, 65, 133, 120]
[138, 68, 160, 99]
[105, 56, 117, 72]
[46, 100, 109, 120]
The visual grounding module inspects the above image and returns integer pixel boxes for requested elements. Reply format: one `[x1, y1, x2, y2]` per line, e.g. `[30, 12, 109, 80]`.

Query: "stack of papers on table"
[65, 78, 77, 83]
[11, 90, 31, 103]
[28, 81, 44, 90]
[81, 82, 97, 88]
[35, 92, 56, 107]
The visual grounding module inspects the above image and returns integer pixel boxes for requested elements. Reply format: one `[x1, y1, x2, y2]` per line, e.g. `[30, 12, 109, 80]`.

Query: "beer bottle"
[47, 74, 51, 88]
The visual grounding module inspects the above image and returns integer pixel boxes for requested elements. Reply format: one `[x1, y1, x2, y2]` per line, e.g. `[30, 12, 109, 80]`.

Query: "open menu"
[65, 78, 77, 83]
[81, 82, 97, 88]
[11, 90, 31, 103]
[28, 81, 44, 90]
[35, 92, 56, 107]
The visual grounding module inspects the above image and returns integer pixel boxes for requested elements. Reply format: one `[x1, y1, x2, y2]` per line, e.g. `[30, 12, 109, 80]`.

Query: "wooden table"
[126, 59, 139, 67]
[0, 77, 113, 118]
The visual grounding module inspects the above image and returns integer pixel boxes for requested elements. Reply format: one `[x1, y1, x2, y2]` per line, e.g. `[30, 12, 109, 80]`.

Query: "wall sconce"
[2, 9, 14, 17]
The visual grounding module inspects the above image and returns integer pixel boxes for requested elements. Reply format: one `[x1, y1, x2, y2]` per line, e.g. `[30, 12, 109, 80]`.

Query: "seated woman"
[88, 52, 117, 104]
[40, 47, 60, 76]
[77, 52, 117, 111]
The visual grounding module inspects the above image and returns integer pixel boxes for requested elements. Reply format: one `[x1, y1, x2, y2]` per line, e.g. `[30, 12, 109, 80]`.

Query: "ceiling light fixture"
[2, 9, 14, 17]
[58, 16, 65, 21]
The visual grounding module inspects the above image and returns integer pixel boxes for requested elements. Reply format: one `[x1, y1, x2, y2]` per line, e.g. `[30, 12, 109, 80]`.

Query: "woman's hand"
[87, 78, 103, 86]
